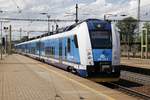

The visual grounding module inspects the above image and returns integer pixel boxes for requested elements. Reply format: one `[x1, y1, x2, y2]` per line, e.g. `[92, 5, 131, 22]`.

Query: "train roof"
[39, 19, 109, 35]
[16, 19, 110, 45]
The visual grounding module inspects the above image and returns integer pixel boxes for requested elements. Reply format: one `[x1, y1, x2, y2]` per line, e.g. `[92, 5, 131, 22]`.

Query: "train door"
[59, 38, 63, 63]
[38, 40, 41, 57]
[62, 37, 67, 60]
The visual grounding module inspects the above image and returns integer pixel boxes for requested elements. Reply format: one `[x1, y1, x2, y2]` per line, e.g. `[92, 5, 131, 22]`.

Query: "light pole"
[0, 21, 2, 60]
[40, 13, 51, 35]
[138, 0, 141, 23]
[20, 28, 22, 41]
[40, 12, 51, 35]
[4, 26, 9, 54]
[137, 0, 140, 39]
[137, 0, 143, 59]
[64, 2, 79, 23]
[47, 15, 50, 35]
[0, 21, 9, 59]
[27, 31, 30, 40]
[75, 4, 79, 23]
[9, 25, 12, 55]
[0, 10, 10, 57]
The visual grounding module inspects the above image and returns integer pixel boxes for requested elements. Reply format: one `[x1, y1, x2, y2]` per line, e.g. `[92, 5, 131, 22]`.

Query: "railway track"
[108, 82, 150, 100]
[100, 79, 150, 100]
[121, 70, 150, 85]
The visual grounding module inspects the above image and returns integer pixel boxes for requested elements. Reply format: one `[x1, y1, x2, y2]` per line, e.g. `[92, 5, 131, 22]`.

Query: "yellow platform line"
[39, 64, 115, 100]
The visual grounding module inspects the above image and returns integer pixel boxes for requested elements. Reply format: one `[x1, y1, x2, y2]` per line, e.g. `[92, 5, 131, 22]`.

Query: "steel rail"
[108, 82, 150, 100]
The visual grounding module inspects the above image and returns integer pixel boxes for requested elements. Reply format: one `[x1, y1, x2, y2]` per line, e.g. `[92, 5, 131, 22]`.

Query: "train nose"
[99, 51, 109, 61]
[92, 49, 112, 62]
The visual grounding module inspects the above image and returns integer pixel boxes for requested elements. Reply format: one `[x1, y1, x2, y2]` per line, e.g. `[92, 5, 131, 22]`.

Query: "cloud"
[0, 0, 150, 40]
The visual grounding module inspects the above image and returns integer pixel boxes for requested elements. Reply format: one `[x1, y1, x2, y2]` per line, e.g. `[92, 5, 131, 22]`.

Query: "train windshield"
[87, 19, 112, 49]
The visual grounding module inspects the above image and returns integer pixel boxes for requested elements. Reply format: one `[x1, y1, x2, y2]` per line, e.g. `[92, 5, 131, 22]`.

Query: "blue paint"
[54, 39, 59, 59]
[87, 19, 111, 31]
[76, 69, 87, 77]
[92, 49, 112, 61]
[66, 36, 80, 64]
[28, 35, 80, 64]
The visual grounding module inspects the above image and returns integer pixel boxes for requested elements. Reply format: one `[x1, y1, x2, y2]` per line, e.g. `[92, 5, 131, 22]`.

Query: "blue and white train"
[15, 19, 120, 82]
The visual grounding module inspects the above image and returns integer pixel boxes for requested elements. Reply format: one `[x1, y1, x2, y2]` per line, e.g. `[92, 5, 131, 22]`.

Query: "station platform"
[121, 57, 150, 75]
[0, 54, 135, 100]
[121, 57, 150, 69]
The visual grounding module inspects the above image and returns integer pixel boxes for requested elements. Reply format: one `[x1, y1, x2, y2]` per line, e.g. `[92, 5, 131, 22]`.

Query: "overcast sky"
[0, 0, 150, 39]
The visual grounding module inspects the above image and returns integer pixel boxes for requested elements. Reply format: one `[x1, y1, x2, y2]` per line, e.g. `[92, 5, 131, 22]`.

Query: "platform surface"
[121, 57, 150, 69]
[0, 54, 136, 100]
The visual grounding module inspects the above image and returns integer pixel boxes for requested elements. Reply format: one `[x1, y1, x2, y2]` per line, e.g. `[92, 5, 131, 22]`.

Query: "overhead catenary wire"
[0, 17, 75, 22]
[74, 0, 128, 18]
[114, 3, 150, 18]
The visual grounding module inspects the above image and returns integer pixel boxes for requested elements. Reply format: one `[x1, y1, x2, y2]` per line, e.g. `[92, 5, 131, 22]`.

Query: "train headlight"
[88, 56, 92, 59]
[89, 61, 93, 65]
[87, 49, 93, 65]
[87, 51, 92, 59]
[87, 51, 92, 56]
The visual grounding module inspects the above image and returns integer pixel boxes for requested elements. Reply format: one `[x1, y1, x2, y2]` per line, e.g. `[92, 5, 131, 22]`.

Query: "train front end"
[86, 19, 120, 82]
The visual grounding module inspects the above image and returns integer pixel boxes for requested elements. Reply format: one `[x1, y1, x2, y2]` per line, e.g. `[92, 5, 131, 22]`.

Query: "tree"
[116, 17, 138, 58]
[143, 22, 150, 41]
[117, 17, 138, 43]
[143, 22, 150, 31]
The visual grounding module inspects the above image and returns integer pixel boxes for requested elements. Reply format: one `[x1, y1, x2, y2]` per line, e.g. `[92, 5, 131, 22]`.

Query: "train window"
[45, 47, 51, 57]
[74, 35, 78, 48]
[52, 47, 54, 56]
[36, 41, 40, 49]
[65, 47, 67, 57]
[52, 47, 54, 57]
[59, 39, 62, 57]
[50, 47, 51, 56]
[67, 38, 71, 53]
[51, 47, 53, 55]
[40, 42, 45, 49]
[87, 20, 110, 31]
[31, 47, 35, 54]
[90, 31, 112, 49]
[53, 47, 55, 56]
